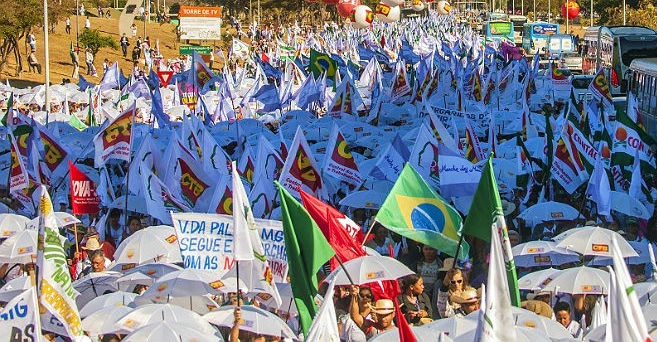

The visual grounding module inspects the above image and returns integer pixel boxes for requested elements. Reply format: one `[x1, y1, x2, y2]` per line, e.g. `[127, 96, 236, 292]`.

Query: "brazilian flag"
[375, 164, 468, 259]
[309, 49, 337, 80]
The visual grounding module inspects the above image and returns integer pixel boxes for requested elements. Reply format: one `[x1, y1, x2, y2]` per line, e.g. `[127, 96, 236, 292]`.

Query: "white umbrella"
[589, 240, 653, 266]
[138, 269, 226, 299]
[517, 268, 563, 291]
[73, 271, 121, 309]
[635, 280, 657, 306]
[249, 282, 298, 315]
[81, 305, 133, 335]
[0, 230, 37, 264]
[339, 190, 389, 209]
[610, 190, 651, 219]
[541, 266, 610, 295]
[115, 272, 155, 292]
[422, 316, 478, 337]
[133, 293, 221, 315]
[517, 201, 581, 226]
[122, 321, 224, 342]
[555, 226, 638, 258]
[0, 213, 30, 238]
[204, 305, 297, 340]
[324, 255, 415, 285]
[116, 262, 182, 277]
[79, 291, 137, 318]
[108, 195, 149, 215]
[114, 225, 182, 264]
[511, 306, 573, 340]
[512, 240, 580, 267]
[457, 325, 552, 341]
[0, 276, 32, 302]
[27, 212, 82, 230]
[369, 326, 453, 341]
[113, 303, 218, 335]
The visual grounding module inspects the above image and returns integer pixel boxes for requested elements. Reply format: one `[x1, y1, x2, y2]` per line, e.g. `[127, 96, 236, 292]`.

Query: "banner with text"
[171, 213, 288, 282]
[0, 288, 41, 341]
[179, 6, 222, 41]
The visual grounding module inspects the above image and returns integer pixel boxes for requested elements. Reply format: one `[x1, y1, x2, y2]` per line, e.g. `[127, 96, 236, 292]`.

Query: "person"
[85, 48, 94, 75]
[450, 287, 480, 317]
[65, 17, 71, 34]
[28, 50, 41, 74]
[120, 33, 129, 58]
[131, 23, 137, 37]
[85, 16, 91, 29]
[98, 6, 103, 18]
[365, 224, 395, 257]
[414, 245, 441, 318]
[103, 58, 110, 74]
[27, 33, 36, 52]
[230, 306, 272, 342]
[341, 286, 373, 342]
[508, 230, 522, 247]
[398, 274, 432, 325]
[71, 46, 80, 78]
[554, 301, 582, 339]
[350, 296, 396, 339]
[89, 249, 107, 273]
[84, 226, 116, 259]
[105, 208, 127, 248]
[125, 216, 143, 239]
[522, 299, 554, 319]
[75, 239, 110, 277]
[436, 266, 469, 318]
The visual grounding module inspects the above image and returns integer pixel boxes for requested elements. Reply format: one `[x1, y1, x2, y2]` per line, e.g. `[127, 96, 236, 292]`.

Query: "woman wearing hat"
[349, 286, 396, 339]
[436, 261, 470, 318]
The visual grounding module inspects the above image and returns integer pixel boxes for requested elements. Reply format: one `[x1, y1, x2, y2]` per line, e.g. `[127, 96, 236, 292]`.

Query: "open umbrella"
[635, 280, 657, 306]
[0, 230, 37, 264]
[27, 212, 82, 230]
[589, 240, 653, 266]
[133, 293, 221, 315]
[73, 271, 121, 309]
[540, 266, 610, 295]
[115, 272, 155, 292]
[422, 315, 478, 337]
[610, 190, 651, 219]
[369, 326, 453, 341]
[339, 190, 389, 209]
[204, 305, 297, 340]
[0, 213, 30, 238]
[114, 225, 182, 264]
[517, 201, 581, 226]
[122, 321, 225, 342]
[555, 226, 638, 258]
[0, 276, 32, 302]
[79, 291, 137, 318]
[512, 240, 580, 267]
[517, 268, 563, 291]
[81, 305, 133, 335]
[248, 282, 298, 315]
[323, 255, 415, 285]
[138, 269, 226, 299]
[113, 303, 217, 335]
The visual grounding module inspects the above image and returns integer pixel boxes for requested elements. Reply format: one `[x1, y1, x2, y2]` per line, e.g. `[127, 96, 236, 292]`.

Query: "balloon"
[411, 0, 425, 11]
[350, 5, 374, 29]
[375, 2, 400, 22]
[436, 0, 451, 14]
[380, 0, 404, 7]
[337, 0, 360, 18]
[561, 1, 580, 20]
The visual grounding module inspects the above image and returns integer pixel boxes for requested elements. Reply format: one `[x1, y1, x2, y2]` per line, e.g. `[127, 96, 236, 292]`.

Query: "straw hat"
[501, 200, 516, 216]
[521, 300, 554, 318]
[585, 220, 597, 226]
[526, 290, 551, 301]
[81, 237, 103, 251]
[370, 299, 395, 315]
[438, 258, 455, 271]
[450, 287, 480, 304]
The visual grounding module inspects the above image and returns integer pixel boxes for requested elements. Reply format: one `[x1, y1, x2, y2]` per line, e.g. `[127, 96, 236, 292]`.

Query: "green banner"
[179, 45, 211, 55]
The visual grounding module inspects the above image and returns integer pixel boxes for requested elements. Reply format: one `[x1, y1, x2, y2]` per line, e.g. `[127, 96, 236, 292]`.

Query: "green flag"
[276, 181, 335, 336]
[462, 154, 521, 306]
[1, 92, 13, 126]
[69, 113, 88, 131]
[375, 164, 468, 260]
[309, 49, 337, 80]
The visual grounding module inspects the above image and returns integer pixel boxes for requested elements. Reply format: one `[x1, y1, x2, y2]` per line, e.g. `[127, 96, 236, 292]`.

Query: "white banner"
[171, 213, 288, 282]
[0, 288, 41, 341]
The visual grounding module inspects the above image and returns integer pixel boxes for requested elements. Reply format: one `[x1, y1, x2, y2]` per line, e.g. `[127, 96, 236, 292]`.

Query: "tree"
[79, 29, 119, 56]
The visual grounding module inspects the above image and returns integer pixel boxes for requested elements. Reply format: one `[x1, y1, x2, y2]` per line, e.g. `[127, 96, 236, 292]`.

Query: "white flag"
[232, 161, 255, 261]
[586, 151, 611, 220]
[0, 288, 42, 341]
[305, 277, 340, 341]
[36, 186, 84, 339]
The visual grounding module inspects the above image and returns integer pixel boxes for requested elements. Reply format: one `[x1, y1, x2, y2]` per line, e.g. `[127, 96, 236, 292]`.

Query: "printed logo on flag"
[101, 112, 132, 149]
[591, 244, 609, 253]
[179, 158, 210, 205]
[581, 285, 602, 292]
[288, 147, 322, 192]
[215, 186, 233, 215]
[366, 271, 385, 279]
[165, 234, 178, 244]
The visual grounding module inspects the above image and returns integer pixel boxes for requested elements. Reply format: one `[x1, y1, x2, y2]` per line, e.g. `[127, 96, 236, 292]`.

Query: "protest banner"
[178, 6, 222, 40]
[0, 288, 41, 341]
[171, 213, 288, 282]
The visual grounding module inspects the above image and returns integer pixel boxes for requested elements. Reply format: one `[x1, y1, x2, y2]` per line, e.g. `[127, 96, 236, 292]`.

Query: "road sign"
[157, 70, 174, 87]
[179, 46, 212, 55]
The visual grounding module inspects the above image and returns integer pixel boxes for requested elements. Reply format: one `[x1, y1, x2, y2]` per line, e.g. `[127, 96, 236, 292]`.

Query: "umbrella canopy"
[114, 225, 182, 264]
[113, 303, 218, 335]
[555, 226, 638, 258]
[0, 230, 37, 264]
[122, 321, 224, 342]
[369, 326, 453, 341]
[517, 268, 563, 291]
[204, 305, 297, 340]
[517, 201, 580, 226]
[27, 212, 82, 230]
[248, 282, 297, 315]
[422, 316, 478, 337]
[338, 190, 389, 209]
[73, 271, 121, 309]
[0, 213, 30, 238]
[81, 305, 133, 335]
[138, 269, 226, 299]
[79, 291, 137, 318]
[589, 240, 653, 266]
[635, 280, 657, 306]
[134, 293, 221, 315]
[115, 272, 155, 292]
[512, 240, 580, 267]
[324, 255, 415, 285]
[540, 266, 610, 295]
[0, 276, 32, 302]
[610, 191, 651, 219]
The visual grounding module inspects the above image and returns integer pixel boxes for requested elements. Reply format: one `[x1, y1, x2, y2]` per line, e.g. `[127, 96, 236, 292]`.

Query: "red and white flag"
[278, 127, 327, 200]
[322, 124, 362, 189]
[9, 132, 28, 193]
[93, 102, 134, 167]
[68, 160, 100, 215]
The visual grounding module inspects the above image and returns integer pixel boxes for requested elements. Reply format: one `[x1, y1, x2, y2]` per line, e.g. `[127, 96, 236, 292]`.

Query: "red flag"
[299, 188, 365, 271]
[68, 160, 100, 214]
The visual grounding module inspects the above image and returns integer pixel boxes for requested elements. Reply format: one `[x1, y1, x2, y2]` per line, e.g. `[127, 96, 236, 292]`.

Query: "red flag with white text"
[69, 161, 101, 215]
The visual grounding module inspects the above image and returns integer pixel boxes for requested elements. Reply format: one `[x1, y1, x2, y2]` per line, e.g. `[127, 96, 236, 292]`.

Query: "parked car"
[561, 52, 582, 74]
[571, 74, 595, 102]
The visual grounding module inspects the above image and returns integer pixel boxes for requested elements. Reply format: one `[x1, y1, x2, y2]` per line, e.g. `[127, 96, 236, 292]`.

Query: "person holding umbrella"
[349, 285, 397, 340]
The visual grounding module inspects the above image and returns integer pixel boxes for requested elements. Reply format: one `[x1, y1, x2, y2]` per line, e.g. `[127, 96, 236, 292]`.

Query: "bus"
[482, 20, 514, 45]
[508, 14, 528, 47]
[582, 26, 657, 96]
[522, 22, 560, 55]
[628, 58, 657, 138]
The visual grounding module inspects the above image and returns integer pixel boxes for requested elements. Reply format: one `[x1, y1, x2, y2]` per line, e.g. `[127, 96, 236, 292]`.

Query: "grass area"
[1, 8, 227, 88]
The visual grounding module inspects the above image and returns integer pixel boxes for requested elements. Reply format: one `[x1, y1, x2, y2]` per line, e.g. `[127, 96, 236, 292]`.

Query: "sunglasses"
[450, 279, 463, 284]
[359, 293, 373, 299]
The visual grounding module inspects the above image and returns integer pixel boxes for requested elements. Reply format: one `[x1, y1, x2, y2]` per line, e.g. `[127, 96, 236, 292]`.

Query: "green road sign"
[179, 46, 212, 55]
